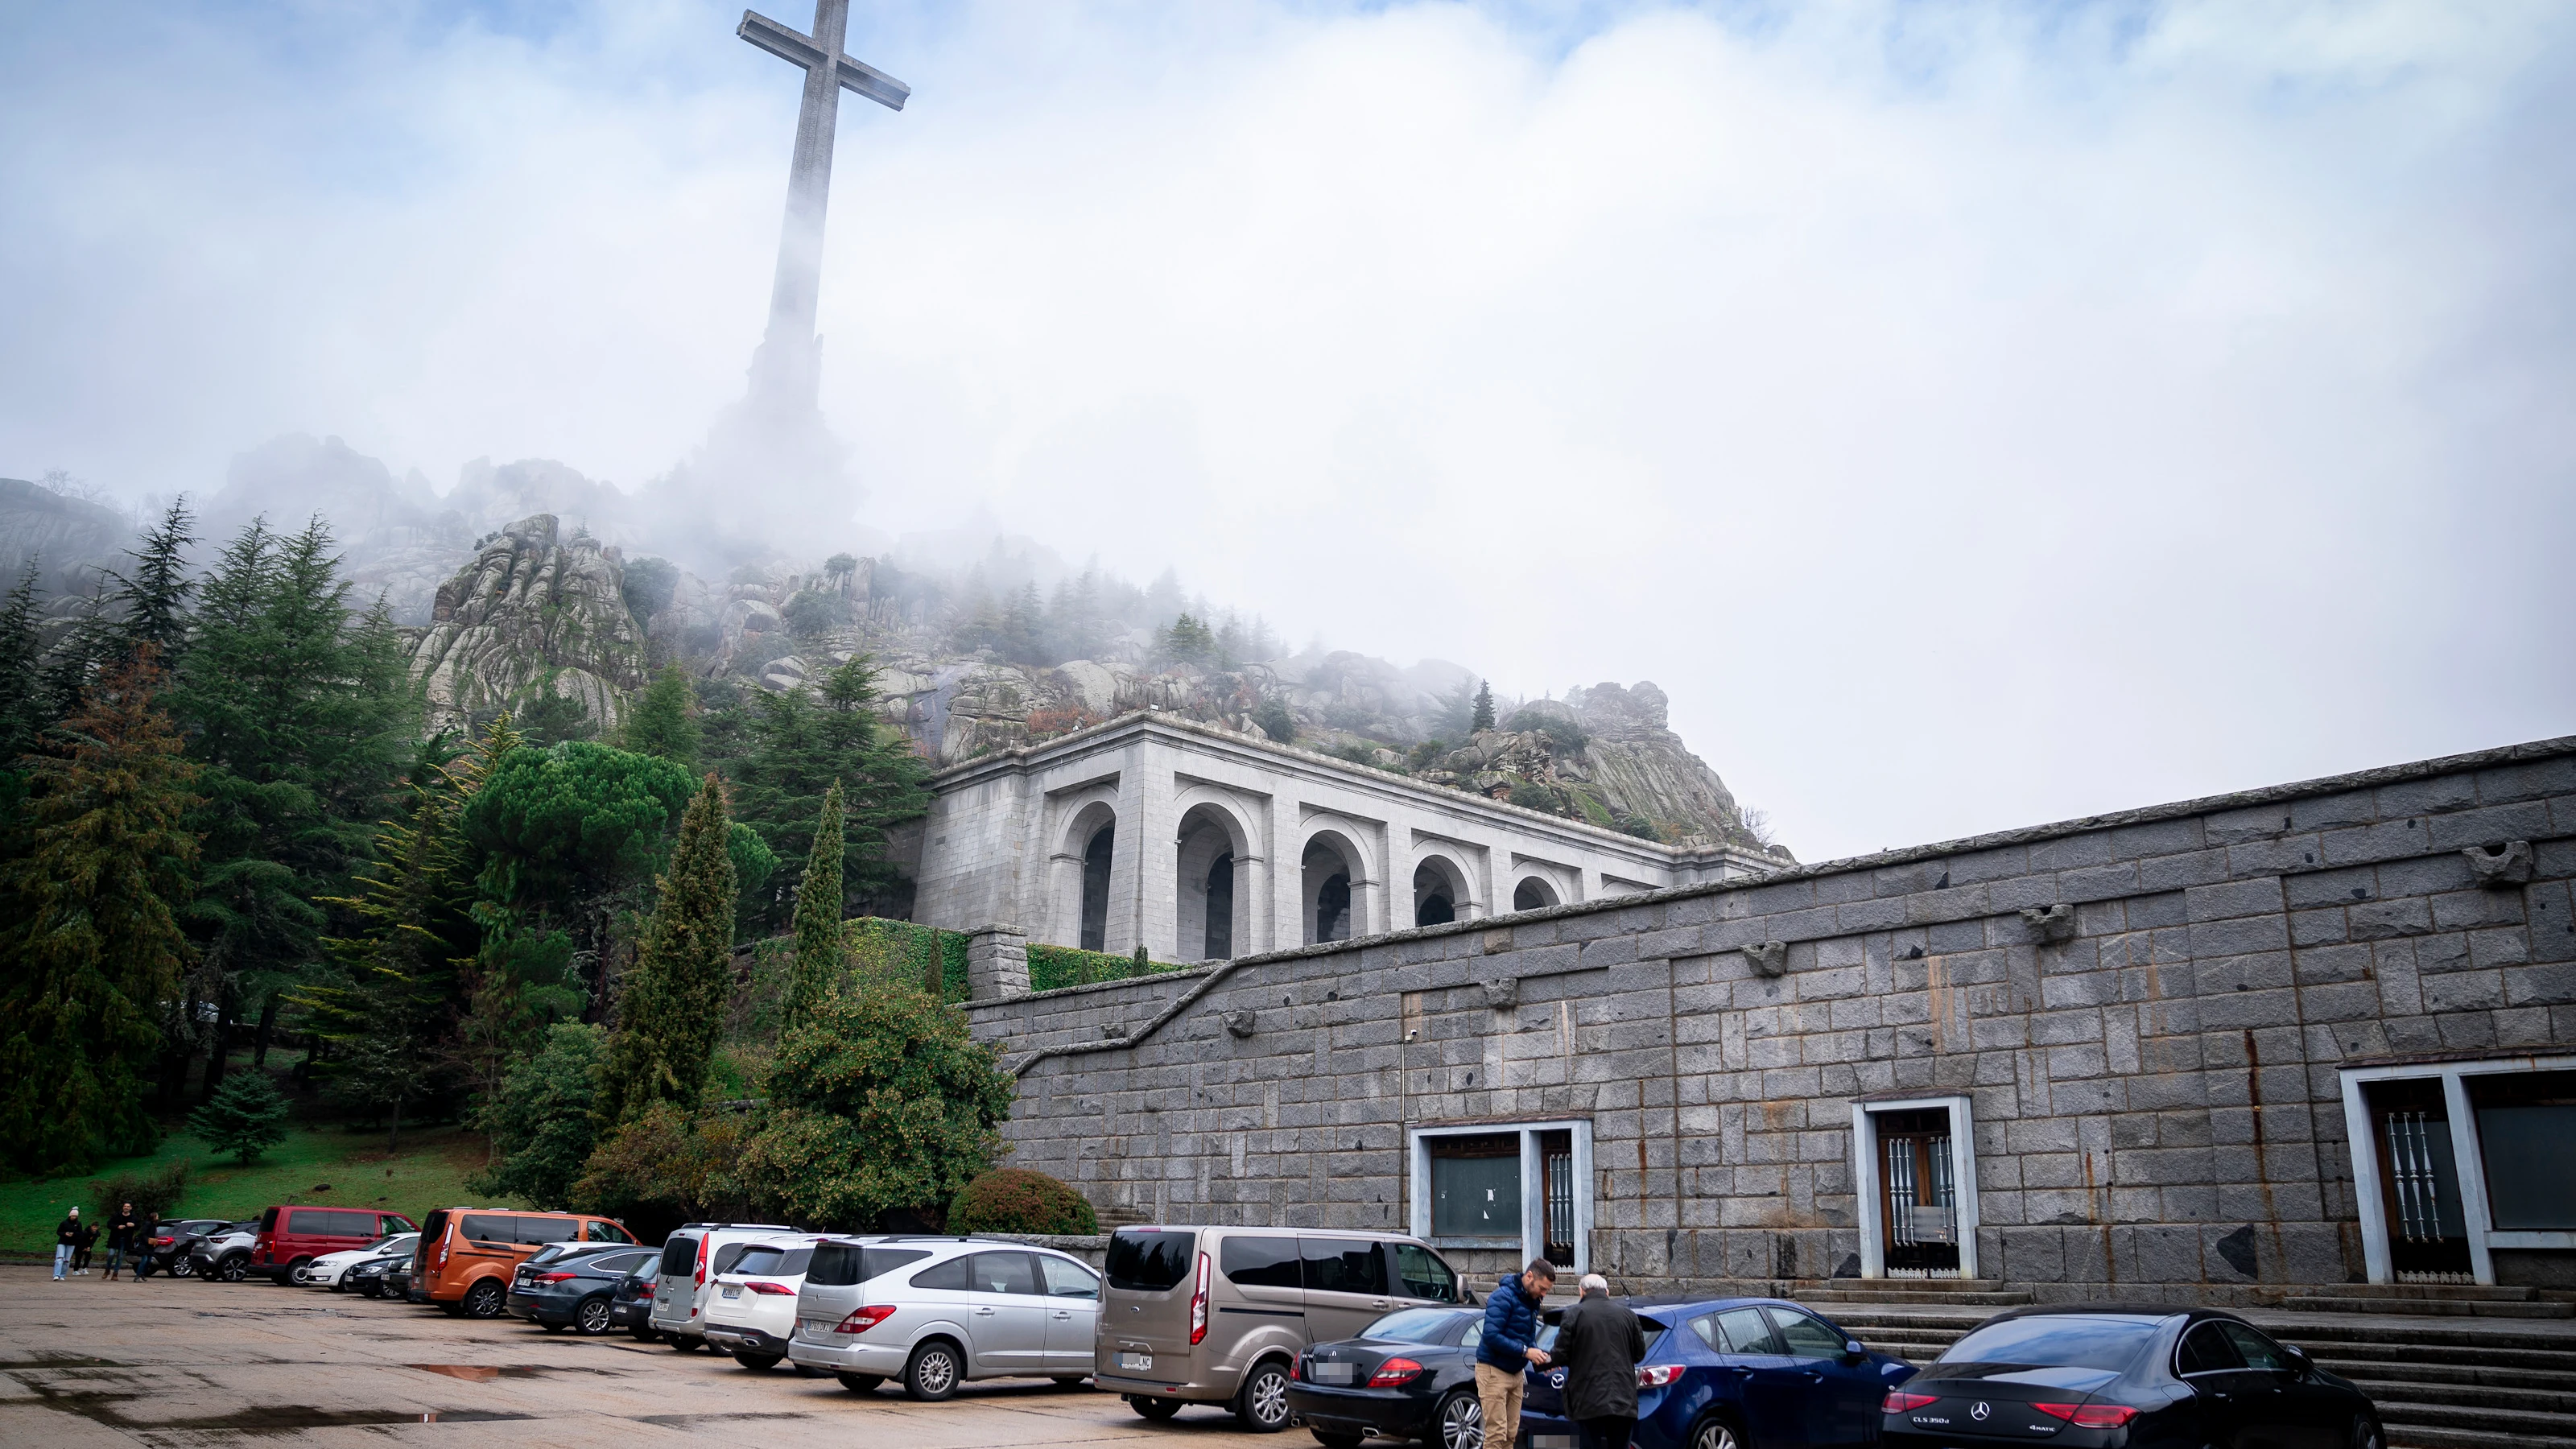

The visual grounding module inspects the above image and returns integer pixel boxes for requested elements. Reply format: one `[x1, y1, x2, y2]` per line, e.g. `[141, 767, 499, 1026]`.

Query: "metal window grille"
[1543, 1150, 1575, 1260]
[1886, 1136, 1958, 1249]
[2385, 1111, 2447, 1243]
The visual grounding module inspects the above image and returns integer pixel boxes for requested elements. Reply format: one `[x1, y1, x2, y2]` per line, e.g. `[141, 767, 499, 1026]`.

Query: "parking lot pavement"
[0, 1269, 1281, 1448]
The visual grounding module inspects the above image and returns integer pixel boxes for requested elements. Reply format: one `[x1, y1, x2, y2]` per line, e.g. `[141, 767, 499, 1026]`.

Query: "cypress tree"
[785, 780, 845, 1027]
[621, 663, 700, 770]
[597, 772, 737, 1126]
[0, 651, 201, 1173]
[1471, 680, 1496, 733]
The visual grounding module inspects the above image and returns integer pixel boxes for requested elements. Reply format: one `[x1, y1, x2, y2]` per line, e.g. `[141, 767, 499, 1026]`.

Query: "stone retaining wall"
[964, 737, 2576, 1302]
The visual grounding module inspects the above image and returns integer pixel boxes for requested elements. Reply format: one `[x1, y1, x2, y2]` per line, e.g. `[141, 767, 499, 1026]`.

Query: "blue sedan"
[1519, 1298, 1918, 1449]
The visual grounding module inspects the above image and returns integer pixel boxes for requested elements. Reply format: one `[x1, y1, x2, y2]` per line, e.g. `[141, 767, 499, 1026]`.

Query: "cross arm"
[737, 10, 910, 112]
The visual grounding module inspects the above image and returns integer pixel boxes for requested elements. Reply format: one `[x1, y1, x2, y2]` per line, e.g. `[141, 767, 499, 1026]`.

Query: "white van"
[648, 1222, 799, 1350]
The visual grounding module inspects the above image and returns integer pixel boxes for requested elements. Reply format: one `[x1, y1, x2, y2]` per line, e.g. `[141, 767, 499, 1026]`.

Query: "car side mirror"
[2281, 1346, 2310, 1377]
[1843, 1341, 1868, 1364]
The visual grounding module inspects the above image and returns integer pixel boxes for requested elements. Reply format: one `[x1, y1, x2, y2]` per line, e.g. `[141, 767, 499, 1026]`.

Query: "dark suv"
[506, 1244, 661, 1336]
[138, 1220, 231, 1278]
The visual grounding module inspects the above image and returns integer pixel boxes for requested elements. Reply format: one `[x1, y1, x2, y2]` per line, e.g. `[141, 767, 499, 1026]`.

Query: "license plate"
[1311, 1363, 1356, 1385]
[1533, 1438, 1576, 1449]
[800, 1319, 835, 1338]
[1117, 1352, 1154, 1371]
[721, 1286, 741, 1299]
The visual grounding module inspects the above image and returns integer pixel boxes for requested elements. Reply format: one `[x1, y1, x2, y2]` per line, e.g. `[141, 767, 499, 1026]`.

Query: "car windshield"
[1937, 1315, 2163, 1377]
[1363, 1308, 1468, 1344]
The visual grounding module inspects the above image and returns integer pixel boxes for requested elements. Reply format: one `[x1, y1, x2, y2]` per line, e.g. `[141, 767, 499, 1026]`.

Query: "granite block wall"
[960, 737, 2576, 1302]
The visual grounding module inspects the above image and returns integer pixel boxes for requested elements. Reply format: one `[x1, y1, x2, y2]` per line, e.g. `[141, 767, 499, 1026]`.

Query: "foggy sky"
[2, 1, 2571, 862]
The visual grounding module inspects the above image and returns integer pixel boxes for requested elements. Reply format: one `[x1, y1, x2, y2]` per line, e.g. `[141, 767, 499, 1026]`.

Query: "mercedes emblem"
[1971, 1402, 1992, 1421]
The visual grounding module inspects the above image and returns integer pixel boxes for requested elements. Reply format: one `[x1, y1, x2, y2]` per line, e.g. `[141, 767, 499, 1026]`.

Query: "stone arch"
[1413, 853, 1472, 928]
[1510, 873, 1563, 914]
[1174, 799, 1253, 963]
[1301, 826, 1374, 946]
[1054, 798, 1119, 953]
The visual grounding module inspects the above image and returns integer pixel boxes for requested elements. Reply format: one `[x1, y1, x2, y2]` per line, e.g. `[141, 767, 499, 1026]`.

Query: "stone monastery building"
[919, 726, 2576, 1303]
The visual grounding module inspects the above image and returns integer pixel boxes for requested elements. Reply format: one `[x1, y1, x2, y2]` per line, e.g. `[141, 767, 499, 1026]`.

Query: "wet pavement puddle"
[631, 1410, 814, 1426]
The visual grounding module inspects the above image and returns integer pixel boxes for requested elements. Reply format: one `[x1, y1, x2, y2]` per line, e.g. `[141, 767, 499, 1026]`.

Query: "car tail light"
[1884, 1391, 1939, 1413]
[1188, 1252, 1212, 1347]
[536, 1272, 577, 1283]
[1367, 1358, 1424, 1387]
[1637, 1365, 1682, 1388]
[151, 1236, 172, 1248]
[695, 1236, 708, 1290]
[2034, 1402, 2140, 1429]
[832, 1307, 897, 1334]
[745, 1281, 795, 1295]
[1290, 1357, 1303, 1382]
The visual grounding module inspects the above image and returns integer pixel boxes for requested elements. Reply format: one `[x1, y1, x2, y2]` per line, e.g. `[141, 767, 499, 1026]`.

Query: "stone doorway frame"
[1407, 1117, 1594, 1277]
[1850, 1094, 1981, 1280]
[2339, 1051, 2576, 1287]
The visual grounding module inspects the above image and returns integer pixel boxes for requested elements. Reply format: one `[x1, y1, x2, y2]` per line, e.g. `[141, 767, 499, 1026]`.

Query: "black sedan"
[505, 1244, 660, 1335]
[135, 1219, 230, 1278]
[607, 1267, 658, 1340]
[347, 1253, 402, 1298]
[1882, 1306, 2380, 1449]
[1290, 1307, 1489, 1449]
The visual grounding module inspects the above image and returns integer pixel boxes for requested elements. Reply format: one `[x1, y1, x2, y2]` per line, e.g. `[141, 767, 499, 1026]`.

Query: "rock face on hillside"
[408, 514, 647, 736]
[0, 477, 132, 596]
[1565, 682, 1755, 844]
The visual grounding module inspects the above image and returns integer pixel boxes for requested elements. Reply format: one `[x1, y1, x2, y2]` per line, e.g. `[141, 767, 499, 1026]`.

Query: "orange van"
[413, 1207, 638, 1319]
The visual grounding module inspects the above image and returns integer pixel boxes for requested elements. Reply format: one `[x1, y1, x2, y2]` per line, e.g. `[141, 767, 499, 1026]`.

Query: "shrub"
[1253, 699, 1296, 744]
[947, 1167, 1099, 1236]
[620, 555, 681, 623]
[89, 1158, 192, 1221]
[1505, 709, 1588, 756]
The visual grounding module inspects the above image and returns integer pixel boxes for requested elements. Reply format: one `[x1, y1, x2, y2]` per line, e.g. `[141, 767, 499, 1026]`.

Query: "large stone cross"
[737, 1, 909, 412]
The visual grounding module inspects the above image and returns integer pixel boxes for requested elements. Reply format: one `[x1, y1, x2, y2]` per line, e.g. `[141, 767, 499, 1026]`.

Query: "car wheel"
[837, 1373, 884, 1393]
[170, 1257, 196, 1278]
[631, 1326, 662, 1344]
[1434, 1389, 1483, 1449]
[574, 1295, 613, 1336]
[667, 1334, 698, 1352]
[1690, 1414, 1748, 1449]
[1312, 1431, 1365, 1449]
[217, 1256, 248, 1283]
[357, 1281, 382, 1299]
[463, 1279, 507, 1319]
[1129, 1395, 1182, 1422]
[1236, 1359, 1293, 1433]
[2351, 1414, 2385, 1449]
[286, 1257, 313, 1285]
[904, 1340, 963, 1402]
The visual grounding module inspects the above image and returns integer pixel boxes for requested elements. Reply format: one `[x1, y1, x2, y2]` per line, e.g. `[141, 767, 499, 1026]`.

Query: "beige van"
[1096, 1225, 1469, 1432]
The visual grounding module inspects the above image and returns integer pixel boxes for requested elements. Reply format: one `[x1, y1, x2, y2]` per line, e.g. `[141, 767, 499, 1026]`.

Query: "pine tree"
[1471, 680, 1496, 733]
[0, 651, 201, 1173]
[621, 664, 699, 770]
[726, 656, 928, 934]
[0, 566, 48, 827]
[785, 781, 845, 1028]
[185, 1070, 291, 1165]
[596, 772, 738, 1127]
[108, 497, 198, 661]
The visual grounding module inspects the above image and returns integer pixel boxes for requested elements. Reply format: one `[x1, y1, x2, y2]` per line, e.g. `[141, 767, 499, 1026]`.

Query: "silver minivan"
[649, 1222, 798, 1349]
[1095, 1226, 1469, 1431]
[786, 1235, 1105, 1399]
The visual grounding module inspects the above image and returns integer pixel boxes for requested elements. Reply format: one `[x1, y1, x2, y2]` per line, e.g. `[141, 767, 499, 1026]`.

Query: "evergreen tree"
[469, 1022, 604, 1209]
[725, 657, 928, 933]
[1471, 680, 1496, 733]
[107, 497, 198, 661]
[785, 781, 845, 1028]
[596, 772, 737, 1128]
[621, 664, 699, 770]
[0, 652, 200, 1173]
[185, 1070, 291, 1165]
[0, 566, 48, 825]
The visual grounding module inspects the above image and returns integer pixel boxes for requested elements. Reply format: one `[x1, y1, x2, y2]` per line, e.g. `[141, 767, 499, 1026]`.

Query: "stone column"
[965, 923, 1030, 1000]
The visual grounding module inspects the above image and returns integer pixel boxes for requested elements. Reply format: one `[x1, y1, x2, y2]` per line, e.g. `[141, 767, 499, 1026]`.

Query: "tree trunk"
[251, 992, 281, 1068]
[386, 1094, 402, 1155]
[200, 1006, 233, 1101]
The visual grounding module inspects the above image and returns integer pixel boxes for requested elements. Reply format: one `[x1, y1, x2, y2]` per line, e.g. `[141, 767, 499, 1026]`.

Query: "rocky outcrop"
[0, 477, 131, 595]
[407, 514, 648, 736]
[1565, 682, 1756, 846]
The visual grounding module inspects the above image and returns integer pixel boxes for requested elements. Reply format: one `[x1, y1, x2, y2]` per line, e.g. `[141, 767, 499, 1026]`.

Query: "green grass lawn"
[0, 1122, 528, 1256]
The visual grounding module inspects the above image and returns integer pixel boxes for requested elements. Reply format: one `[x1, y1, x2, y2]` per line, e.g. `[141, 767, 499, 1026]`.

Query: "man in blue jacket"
[1475, 1257, 1557, 1449]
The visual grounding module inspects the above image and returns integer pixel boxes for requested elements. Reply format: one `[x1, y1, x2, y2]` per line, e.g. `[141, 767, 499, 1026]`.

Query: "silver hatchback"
[785, 1236, 1104, 1400]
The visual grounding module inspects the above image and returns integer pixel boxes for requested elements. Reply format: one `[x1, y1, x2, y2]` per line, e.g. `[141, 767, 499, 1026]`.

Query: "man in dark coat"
[104, 1202, 140, 1282]
[1558, 1274, 1646, 1449]
[52, 1208, 80, 1281]
[1474, 1257, 1556, 1449]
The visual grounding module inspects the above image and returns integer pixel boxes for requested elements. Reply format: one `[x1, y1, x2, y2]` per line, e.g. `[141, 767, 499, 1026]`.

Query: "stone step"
[2384, 1426, 2576, 1449]
[2281, 1295, 2576, 1319]
[2297, 1340, 2576, 1374]
[2316, 1357, 2576, 1392]
[2350, 1378, 2576, 1417]
[2302, 1283, 2540, 1302]
[1796, 1289, 2034, 1307]
[2270, 1319, 2576, 1353]
[2377, 1399, 2576, 1442]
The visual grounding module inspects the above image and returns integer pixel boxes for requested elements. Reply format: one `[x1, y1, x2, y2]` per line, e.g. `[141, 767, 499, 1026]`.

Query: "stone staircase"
[1800, 1300, 2576, 1449]
[2272, 1282, 2574, 1319]
[1794, 1278, 2035, 1309]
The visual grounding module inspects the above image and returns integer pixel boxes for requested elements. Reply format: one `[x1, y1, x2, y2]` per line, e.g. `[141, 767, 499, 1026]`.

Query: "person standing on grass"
[52, 1207, 80, 1281]
[1557, 1274, 1647, 1449]
[1475, 1257, 1556, 1449]
[104, 1202, 139, 1282]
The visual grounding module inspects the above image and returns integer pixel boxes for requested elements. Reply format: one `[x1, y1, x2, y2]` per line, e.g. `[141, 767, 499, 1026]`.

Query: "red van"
[251, 1205, 415, 1285]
